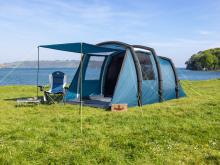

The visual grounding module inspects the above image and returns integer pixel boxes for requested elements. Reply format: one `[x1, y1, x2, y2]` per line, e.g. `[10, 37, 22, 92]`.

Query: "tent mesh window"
[136, 51, 155, 80]
[85, 56, 105, 80]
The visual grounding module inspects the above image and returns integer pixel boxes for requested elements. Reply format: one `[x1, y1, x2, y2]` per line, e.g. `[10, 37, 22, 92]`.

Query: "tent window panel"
[85, 56, 105, 80]
[136, 51, 155, 80]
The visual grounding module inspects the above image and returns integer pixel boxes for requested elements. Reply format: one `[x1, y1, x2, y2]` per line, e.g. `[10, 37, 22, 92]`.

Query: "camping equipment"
[37, 41, 186, 108]
[17, 97, 41, 106]
[38, 71, 67, 103]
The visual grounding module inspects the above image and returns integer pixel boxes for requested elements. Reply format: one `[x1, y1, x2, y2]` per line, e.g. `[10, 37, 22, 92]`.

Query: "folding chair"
[38, 71, 67, 104]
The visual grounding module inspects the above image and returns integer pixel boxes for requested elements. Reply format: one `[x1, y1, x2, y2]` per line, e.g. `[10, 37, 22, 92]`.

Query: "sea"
[0, 68, 220, 86]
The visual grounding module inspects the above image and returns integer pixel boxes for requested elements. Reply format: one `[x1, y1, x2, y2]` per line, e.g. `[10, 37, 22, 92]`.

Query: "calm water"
[0, 68, 220, 86]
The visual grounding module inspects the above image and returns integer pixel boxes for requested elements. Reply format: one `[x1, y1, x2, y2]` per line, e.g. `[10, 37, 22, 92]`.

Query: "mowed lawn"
[0, 80, 219, 164]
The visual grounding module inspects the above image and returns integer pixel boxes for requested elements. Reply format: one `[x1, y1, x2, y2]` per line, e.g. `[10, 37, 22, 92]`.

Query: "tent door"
[103, 53, 124, 97]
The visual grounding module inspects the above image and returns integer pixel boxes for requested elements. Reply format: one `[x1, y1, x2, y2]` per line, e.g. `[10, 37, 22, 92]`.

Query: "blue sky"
[0, 0, 219, 66]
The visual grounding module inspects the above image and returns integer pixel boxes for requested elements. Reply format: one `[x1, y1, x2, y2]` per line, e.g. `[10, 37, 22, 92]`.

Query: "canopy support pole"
[37, 47, 40, 98]
[80, 42, 83, 133]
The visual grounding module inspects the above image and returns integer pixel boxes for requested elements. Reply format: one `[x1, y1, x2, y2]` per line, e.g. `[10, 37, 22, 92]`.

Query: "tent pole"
[37, 47, 39, 98]
[80, 42, 83, 133]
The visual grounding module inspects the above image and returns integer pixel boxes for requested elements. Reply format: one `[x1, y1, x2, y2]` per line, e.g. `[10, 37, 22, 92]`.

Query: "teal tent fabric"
[178, 83, 186, 97]
[65, 54, 107, 100]
[39, 43, 120, 54]
[158, 57, 178, 100]
[141, 52, 159, 104]
[111, 50, 138, 107]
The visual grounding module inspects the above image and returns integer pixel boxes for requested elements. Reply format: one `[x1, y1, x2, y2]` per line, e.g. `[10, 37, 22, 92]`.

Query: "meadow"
[0, 79, 219, 164]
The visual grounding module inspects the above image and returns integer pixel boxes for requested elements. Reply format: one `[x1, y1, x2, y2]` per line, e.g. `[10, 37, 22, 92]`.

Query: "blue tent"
[38, 41, 186, 108]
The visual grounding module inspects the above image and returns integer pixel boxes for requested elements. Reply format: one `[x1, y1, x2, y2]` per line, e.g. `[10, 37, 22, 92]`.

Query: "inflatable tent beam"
[132, 45, 163, 102]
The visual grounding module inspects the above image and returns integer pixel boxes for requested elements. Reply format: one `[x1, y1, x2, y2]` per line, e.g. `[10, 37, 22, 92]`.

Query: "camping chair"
[38, 71, 67, 104]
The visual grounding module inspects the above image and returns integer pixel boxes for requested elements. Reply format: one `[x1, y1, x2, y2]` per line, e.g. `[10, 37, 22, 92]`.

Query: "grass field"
[0, 79, 219, 164]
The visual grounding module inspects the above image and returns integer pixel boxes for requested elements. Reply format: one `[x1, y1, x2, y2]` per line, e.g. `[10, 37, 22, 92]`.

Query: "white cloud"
[198, 30, 214, 36]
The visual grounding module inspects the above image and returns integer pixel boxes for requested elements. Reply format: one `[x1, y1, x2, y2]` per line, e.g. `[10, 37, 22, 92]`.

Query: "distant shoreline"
[0, 67, 76, 69]
[0, 60, 101, 69]
[2, 67, 220, 71]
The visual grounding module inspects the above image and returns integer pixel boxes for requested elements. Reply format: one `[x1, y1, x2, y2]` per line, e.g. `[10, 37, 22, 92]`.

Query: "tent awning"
[39, 42, 121, 54]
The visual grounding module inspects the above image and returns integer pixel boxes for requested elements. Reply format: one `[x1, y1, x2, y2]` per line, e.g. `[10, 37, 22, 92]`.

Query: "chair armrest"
[64, 86, 69, 94]
[37, 85, 44, 91]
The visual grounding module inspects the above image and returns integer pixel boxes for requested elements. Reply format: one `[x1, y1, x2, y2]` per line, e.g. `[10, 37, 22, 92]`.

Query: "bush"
[185, 48, 220, 70]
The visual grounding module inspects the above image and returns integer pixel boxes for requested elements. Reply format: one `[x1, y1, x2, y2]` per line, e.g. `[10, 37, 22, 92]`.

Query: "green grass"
[0, 80, 220, 165]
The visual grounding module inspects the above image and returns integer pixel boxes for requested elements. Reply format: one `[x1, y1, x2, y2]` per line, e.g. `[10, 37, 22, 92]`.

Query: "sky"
[0, 0, 219, 67]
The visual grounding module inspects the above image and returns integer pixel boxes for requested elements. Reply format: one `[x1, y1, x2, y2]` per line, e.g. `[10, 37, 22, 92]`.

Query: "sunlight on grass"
[0, 80, 219, 164]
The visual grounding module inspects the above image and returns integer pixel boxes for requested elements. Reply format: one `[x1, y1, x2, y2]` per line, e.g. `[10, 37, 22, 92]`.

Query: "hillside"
[185, 48, 220, 70]
[0, 60, 102, 68]
[0, 79, 219, 164]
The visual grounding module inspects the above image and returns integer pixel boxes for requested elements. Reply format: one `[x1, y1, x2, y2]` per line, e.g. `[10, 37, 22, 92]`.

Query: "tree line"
[185, 48, 220, 70]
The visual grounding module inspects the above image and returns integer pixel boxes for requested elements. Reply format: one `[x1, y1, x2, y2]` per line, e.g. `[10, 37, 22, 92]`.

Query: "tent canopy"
[39, 42, 121, 54]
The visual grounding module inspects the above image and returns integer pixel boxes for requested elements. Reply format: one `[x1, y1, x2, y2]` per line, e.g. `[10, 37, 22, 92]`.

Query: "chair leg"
[44, 92, 55, 104]
[63, 94, 65, 105]
[43, 92, 47, 102]
[43, 91, 48, 102]
[43, 91, 65, 104]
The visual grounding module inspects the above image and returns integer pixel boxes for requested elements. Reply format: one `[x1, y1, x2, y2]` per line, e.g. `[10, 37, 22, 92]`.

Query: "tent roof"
[39, 42, 121, 54]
